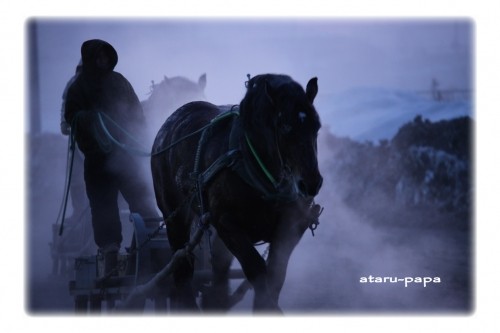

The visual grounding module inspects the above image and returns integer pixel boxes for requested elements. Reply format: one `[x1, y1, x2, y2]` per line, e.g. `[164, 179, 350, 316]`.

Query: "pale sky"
[31, 18, 472, 133]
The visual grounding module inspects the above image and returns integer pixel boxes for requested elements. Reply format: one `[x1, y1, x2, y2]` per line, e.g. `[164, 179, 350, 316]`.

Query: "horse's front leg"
[266, 208, 311, 306]
[201, 231, 234, 311]
[215, 214, 279, 312]
[166, 214, 199, 312]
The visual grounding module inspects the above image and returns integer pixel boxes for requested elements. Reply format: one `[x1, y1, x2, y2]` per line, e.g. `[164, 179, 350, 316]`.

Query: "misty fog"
[27, 18, 472, 314]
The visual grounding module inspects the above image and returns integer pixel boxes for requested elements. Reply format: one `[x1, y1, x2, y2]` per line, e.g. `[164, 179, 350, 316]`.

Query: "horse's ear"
[198, 73, 207, 90]
[306, 77, 318, 103]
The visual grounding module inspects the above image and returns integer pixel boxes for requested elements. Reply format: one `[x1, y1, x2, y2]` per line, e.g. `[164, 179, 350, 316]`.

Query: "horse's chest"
[210, 194, 279, 241]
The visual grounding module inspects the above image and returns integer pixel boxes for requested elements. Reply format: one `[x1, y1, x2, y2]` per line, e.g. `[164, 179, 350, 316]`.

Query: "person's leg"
[84, 155, 122, 275]
[114, 154, 159, 221]
[69, 151, 89, 218]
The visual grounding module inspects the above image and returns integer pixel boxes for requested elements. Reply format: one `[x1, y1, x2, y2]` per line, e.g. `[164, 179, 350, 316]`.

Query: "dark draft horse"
[151, 74, 323, 312]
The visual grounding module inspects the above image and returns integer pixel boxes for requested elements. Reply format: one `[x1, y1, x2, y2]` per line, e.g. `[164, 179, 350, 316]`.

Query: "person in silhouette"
[64, 39, 158, 275]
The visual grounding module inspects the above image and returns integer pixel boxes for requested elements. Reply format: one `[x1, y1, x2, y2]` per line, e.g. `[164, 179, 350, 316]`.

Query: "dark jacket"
[64, 39, 146, 155]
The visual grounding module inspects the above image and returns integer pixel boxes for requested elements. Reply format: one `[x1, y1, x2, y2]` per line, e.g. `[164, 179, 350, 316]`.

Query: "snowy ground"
[316, 87, 472, 142]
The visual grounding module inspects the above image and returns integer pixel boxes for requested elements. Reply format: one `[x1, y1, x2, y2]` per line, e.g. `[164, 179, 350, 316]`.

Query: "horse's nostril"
[298, 180, 308, 196]
[298, 177, 323, 197]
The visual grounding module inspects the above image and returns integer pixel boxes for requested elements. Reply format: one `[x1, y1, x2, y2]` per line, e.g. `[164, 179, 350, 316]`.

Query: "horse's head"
[240, 74, 323, 200]
[145, 73, 207, 115]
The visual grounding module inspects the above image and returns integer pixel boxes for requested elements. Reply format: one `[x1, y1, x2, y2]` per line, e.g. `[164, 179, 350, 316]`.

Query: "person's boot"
[101, 243, 120, 277]
[104, 251, 118, 277]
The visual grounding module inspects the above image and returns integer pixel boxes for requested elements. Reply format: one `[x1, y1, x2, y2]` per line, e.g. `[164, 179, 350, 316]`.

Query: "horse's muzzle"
[298, 174, 323, 198]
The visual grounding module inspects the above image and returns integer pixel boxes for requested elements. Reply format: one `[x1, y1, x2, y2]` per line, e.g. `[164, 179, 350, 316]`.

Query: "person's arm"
[64, 80, 85, 128]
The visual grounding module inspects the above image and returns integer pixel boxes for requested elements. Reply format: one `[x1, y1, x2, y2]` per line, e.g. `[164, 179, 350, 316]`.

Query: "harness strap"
[228, 114, 299, 202]
[192, 107, 241, 218]
[244, 133, 279, 188]
[199, 149, 241, 185]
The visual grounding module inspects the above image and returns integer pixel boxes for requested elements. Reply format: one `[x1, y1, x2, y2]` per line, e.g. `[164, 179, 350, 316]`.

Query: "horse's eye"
[298, 112, 307, 123]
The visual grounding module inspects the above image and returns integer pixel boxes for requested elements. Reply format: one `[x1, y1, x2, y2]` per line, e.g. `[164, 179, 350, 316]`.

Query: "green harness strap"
[244, 133, 279, 189]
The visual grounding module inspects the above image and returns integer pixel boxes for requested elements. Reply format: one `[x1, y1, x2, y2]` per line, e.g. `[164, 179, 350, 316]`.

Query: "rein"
[97, 112, 151, 156]
[228, 108, 300, 202]
[61, 104, 321, 239]
[66, 106, 301, 214]
[244, 133, 279, 188]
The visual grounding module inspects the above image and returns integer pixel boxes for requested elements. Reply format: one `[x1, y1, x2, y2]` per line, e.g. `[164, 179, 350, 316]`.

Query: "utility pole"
[28, 20, 41, 135]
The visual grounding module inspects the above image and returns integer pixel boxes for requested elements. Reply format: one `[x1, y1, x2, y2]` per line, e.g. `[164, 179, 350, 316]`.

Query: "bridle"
[230, 107, 303, 202]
